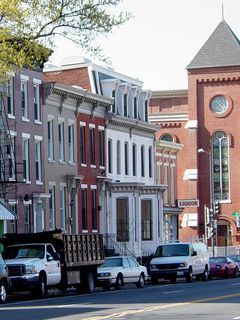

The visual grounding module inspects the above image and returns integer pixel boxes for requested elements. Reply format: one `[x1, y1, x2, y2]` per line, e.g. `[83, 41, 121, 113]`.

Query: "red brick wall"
[44, 67, 91, 90]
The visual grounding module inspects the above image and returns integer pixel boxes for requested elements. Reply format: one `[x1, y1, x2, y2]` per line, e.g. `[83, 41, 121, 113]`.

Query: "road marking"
[230, 283, 240, 286]
[163, 290, 184, 294]
[80, 293, 240, 320]
[233, 317, 240, 319]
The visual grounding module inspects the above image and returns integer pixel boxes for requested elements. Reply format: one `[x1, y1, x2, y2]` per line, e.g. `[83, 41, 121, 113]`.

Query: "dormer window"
[134, 96, 138, 119]
[112, 90, 116, 113]
[123, 93, 128, 117]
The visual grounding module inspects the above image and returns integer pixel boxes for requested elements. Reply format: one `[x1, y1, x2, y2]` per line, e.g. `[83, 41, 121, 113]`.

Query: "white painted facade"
[97, 72, 166, 257]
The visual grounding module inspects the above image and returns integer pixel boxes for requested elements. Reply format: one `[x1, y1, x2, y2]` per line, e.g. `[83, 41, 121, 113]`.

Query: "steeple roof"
[187, 20, 240, 69]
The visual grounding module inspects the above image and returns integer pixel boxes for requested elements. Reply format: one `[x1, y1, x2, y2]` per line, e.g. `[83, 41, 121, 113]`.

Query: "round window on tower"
[210, 95, 228, 114]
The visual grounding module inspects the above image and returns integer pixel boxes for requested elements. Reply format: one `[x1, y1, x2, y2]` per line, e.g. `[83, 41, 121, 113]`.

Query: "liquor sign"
[178, 199, 199, 208]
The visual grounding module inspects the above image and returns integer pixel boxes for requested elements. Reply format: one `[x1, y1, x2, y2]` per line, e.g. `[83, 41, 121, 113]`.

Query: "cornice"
[151, 89, 188, 98]
[149, 113, 189, 122]
[110, 182, 167, 194]
[108, 114, 160, 134]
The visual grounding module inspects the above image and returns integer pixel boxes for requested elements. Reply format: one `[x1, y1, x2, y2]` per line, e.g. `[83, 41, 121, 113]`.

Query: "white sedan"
[97, 256, 148, 290]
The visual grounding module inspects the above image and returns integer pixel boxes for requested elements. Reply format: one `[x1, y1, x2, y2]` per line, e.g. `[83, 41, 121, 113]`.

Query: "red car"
[209, 256, 238, 279]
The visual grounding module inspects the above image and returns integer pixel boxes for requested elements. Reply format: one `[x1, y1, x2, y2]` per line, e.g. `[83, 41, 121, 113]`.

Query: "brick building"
[150, 20, 240, 248]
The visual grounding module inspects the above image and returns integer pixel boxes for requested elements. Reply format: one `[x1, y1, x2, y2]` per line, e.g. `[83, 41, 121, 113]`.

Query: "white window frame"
[49, 184, 56, 230]
[7, 77, 14, 117]
[117, 140, 121, 175]
[24, 205, 30, 233]
[22, 135, 30, 183]
[21, 80, 29, 120]
[35, 138, 42, 183]
[33, 83, 41, 122]
[47, 118, 54, 161]
[7, 131, 16, 181]
[58, 121, 65, 162]
[108, 138, 113, 174]
[60, 185, 66, 231]
[68, 122, 74, 164]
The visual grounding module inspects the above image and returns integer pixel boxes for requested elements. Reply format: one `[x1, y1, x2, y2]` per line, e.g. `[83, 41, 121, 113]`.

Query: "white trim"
[183, 169, 198, 180]
[34, 135, 43, 141]
[80, 121, 86, 126]
[90, 185, 97, 190]
[68, 119, 74, 125]
[22, 133, 30, 139]
[185, 120, 198, 129]
[49, 181, 56, 186]
[33, 78, 42, 84]
[20, 74, 29, 81]
[89, 123, 95, 128]
[98, 125, 105, 131]
[47, 114, 55, 120]
[60, 182, 67, 187]
[58, 116, 65, 122]
[81, 184, 88, 189]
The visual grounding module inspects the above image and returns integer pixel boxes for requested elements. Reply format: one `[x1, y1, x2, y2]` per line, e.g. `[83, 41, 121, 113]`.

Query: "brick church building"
[150, 19, 240, 248]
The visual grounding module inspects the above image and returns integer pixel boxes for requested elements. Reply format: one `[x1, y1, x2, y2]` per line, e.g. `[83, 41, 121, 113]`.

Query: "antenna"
[222, 3, 224, 20]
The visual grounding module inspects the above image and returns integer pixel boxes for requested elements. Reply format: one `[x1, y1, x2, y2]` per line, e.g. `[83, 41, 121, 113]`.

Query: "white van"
[149, 242, 209, 284]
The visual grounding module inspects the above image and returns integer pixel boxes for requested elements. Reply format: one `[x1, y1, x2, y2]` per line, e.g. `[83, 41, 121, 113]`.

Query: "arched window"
[212, 131, 229, 200]
[160, 134, 173, 142]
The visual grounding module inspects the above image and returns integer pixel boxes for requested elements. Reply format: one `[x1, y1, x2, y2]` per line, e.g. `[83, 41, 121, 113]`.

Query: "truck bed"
[0, 229, 105, 267]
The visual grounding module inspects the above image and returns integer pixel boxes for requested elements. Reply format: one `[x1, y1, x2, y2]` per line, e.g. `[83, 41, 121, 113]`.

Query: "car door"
[127, 257, 140, 282]
[121, 257, 132, 283]
[45, 245, 61, 285]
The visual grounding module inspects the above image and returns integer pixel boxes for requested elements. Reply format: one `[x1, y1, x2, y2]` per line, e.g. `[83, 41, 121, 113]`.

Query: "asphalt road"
[1, 277, 240, 320]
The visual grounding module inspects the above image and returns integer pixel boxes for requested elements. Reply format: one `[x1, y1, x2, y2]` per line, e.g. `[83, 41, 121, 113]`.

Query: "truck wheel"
[186, 268, 193, 283]
[0, 282, 7, 304]
[85, 272, 95, 294]
[36, 274, 47, 298]
[201, 267, 209, 281]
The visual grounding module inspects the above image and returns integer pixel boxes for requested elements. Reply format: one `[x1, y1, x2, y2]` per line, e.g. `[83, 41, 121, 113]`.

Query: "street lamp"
[198, 148, 215, 257]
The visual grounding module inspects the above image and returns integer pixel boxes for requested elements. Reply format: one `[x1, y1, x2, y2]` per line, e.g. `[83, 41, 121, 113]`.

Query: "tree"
[0, 0, 131, 79]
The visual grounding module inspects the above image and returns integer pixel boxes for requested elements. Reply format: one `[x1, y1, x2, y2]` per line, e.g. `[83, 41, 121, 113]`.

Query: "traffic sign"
[232, 212, 240, 217]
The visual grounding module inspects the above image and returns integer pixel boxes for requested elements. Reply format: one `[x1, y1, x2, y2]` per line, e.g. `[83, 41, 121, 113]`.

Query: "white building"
[44, 57, 166, 257]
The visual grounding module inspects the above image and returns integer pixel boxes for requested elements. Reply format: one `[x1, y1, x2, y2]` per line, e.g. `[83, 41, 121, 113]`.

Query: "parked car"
[97, 256, 148, 290]
[209, 256, 238, 279]
[228, 255, 240, 274]
[0, 253, 9, 303]
[149, 242, 209, 284]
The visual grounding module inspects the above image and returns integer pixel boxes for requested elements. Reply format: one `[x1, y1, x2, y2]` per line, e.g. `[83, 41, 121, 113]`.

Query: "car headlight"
[179, 262, 186, 267]
[150, 264, 157, 269]
[98, 272, 111, 277]
[25, 265, 38, 274]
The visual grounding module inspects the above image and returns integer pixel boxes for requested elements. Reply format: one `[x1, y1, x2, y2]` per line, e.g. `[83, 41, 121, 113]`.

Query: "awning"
[0, 201, 16, 220]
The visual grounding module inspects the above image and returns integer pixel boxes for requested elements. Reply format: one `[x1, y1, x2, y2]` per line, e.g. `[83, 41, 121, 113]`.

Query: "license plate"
[177, 271, 184, 275]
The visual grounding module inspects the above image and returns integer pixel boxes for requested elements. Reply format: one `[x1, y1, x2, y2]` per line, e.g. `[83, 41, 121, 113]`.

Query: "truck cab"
[2, 243, 61, 297]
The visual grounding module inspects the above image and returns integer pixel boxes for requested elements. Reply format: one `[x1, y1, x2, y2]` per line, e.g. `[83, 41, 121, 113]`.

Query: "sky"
[50, 0, 240, 90]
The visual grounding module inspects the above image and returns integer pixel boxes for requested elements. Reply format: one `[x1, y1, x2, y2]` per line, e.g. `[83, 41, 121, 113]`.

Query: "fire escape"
[0, 80, 22, 215]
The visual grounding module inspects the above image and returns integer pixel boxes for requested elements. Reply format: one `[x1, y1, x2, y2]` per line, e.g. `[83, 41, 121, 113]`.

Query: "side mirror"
[52, 252, 60, 261]
[192, 250, 197, 256]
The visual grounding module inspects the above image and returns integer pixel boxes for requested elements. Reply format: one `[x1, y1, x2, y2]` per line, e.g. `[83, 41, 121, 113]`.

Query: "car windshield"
[210, 257, 226, 264]
[3, 245, 45, 259]
[229, 255, 240, 262]
[155, 244, 189, 257]
[101, 258, 123, 267]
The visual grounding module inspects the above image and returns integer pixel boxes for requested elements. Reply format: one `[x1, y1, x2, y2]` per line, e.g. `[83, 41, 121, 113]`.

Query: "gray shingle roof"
[187, 20, 240, 69]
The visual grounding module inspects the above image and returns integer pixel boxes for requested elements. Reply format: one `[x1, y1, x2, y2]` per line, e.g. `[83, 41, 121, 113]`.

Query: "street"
[1, 278, 240, 320]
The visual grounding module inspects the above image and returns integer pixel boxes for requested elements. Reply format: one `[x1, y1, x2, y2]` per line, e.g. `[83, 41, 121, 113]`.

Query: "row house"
[43, 82, 112, 234]
[0, 69, 47, 234]
[44, 57, 166, 256]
